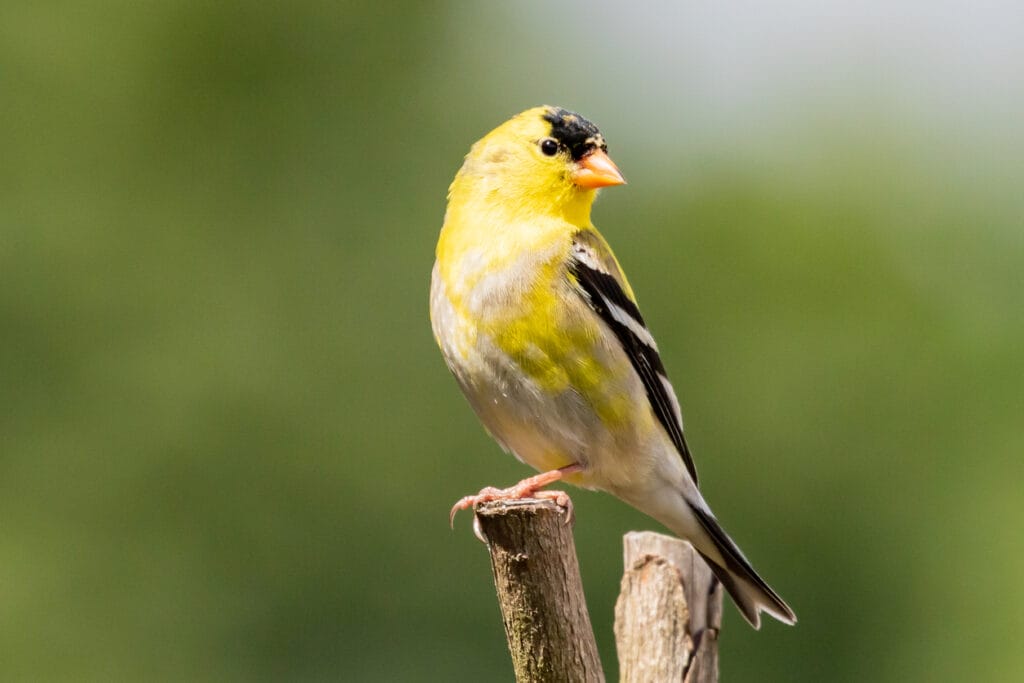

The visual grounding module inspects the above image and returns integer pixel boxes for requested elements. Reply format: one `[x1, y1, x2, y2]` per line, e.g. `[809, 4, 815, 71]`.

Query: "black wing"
[569, 233, 698, 484]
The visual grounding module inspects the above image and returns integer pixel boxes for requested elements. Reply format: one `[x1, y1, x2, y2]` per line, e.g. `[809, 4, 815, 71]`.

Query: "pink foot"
[449, 464, 582, 527]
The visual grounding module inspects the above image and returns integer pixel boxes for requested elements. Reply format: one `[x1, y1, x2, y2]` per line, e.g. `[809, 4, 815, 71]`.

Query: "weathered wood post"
[475, 499, 605, 683]
[469, 499, 722, 682]
[615, 531, 723, 683]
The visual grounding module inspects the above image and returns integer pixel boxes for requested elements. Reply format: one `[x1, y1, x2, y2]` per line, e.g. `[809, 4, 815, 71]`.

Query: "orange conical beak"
[572, 149, 626, 189]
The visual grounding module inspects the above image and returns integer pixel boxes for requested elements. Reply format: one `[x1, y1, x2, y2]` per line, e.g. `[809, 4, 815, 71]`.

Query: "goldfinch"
[430, 106, 796, 629]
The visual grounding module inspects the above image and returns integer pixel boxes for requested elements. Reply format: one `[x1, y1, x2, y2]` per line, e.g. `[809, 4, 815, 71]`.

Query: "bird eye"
[539, 138, 559, 156]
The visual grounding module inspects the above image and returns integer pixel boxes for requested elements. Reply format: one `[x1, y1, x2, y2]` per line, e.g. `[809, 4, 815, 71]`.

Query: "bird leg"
[449, 463, 583, 528]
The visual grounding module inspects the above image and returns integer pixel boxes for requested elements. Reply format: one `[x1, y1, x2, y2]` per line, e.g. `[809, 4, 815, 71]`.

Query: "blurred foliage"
[2, 1, 1022, 681]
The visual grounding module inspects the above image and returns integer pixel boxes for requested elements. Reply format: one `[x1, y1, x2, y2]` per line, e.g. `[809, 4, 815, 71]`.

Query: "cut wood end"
[475, 497, 565, 516]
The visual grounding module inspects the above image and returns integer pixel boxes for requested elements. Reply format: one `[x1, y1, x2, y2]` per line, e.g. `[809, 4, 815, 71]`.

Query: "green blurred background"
[3, 1, 1022, 681]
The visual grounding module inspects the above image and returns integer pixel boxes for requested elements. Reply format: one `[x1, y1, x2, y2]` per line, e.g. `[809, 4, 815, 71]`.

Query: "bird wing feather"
[568, 229, 698, 484]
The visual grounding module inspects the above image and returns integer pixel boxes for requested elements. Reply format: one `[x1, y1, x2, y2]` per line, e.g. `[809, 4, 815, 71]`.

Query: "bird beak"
[572, 149, 626, 189]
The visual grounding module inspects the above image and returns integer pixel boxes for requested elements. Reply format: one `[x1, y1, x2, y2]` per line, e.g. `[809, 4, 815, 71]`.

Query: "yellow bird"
[430, 106, 795, 628]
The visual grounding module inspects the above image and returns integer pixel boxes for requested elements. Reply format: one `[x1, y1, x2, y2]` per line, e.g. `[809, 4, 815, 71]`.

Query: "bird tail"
[686, 503, 796, 629]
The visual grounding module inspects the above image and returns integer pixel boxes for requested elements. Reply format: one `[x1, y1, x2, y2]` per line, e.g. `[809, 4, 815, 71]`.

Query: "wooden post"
[469, 503, 722, 682]
[475, 499, 605, 683]
[614, 531, 723, 683]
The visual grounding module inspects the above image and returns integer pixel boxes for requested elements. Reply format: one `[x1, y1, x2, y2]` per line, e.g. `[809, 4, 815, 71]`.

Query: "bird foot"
[448, 465, 582, 530]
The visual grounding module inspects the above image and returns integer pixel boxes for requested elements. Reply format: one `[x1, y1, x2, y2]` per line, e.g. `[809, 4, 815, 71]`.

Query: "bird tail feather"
[688, 503, 796, 629]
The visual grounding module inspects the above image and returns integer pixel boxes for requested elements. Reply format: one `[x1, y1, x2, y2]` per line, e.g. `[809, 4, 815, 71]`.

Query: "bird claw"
[448, 486, 506, 528]
[471, 515, 487, 544]
[448, 485, 575, 529]
[531, 489, 574, 525]
[449, 464, 582, 531]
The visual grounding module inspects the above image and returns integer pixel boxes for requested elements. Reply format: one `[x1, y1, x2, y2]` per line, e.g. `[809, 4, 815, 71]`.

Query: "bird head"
[449, 106, 625, 225]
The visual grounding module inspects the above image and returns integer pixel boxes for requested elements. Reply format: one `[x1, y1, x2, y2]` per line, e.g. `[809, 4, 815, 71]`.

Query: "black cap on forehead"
[542, 107, 607, 160]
